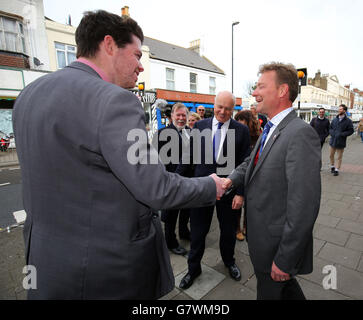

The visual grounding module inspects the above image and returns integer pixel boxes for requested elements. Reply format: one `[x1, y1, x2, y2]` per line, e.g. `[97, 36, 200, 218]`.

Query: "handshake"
[210, 174, 233, 200]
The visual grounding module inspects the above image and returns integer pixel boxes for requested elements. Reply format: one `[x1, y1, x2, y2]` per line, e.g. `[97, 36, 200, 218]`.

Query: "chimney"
[189, 39, 201, 55]
[121, 6, 130, 17]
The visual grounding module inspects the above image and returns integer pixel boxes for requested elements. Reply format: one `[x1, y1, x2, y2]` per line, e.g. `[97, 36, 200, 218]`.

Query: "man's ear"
[279, 83, 289, 99]
[103, 35, 116, 56]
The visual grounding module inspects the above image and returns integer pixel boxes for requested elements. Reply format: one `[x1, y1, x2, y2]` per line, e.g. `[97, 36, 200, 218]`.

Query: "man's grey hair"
[171, 102, 189, 115]
[215, 91, 236, 107]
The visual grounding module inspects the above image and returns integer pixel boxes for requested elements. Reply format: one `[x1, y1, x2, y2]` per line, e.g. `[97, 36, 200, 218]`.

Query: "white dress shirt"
[264, 107, 294, 147]
[212, 117, 231, 160]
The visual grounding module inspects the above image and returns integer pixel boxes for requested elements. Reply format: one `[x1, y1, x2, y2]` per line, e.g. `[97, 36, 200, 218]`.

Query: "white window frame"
[166, 68, 175, 90]
[209, 76, 216, 95]
[190, 72, 197, 93]
[55, 42, 77, 69]
[0, 15, 26, 54]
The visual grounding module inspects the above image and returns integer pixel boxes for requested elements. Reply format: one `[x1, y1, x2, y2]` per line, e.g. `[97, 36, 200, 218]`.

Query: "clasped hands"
[209, 175, 243, 209]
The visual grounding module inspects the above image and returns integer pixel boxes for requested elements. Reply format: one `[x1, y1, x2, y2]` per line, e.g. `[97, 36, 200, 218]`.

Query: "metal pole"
[298, 79, 301, 118]
[232, 24, 234, 94]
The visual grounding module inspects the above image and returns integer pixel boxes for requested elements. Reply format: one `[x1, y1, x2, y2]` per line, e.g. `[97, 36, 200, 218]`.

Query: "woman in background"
[188, 112, 201, 129]
[234, 110, 262, 241]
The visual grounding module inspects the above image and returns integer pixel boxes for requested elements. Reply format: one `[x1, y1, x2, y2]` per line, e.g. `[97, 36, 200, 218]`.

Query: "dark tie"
[254, 121, 273, 166]
[213, 122, 223, 162]
[259, 121, 273, 155]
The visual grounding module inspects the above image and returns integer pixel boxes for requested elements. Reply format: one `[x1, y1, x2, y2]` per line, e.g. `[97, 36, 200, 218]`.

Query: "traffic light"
[297, 68, 307, 86]
[138, 82, 145, 96]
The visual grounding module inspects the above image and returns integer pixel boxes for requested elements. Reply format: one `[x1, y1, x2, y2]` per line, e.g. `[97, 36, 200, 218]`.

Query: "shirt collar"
[77, 58, 111, 83]
[269, 107, 294, 128]
[213, 117, 231, 128]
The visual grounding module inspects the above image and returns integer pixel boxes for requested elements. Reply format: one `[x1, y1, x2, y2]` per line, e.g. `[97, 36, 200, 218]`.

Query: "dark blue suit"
[178, 117, 251, 276]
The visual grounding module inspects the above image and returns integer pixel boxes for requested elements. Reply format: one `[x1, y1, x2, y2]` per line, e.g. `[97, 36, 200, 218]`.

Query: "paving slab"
[313, 238, 326, 256]
[330, 207, 361, 221]
[315, 215, 341, 228]
[203, 278, 256, 300]
[336, 219, 363, 236]
[346, 234, 363, 252]
[334, 264, 363, 300]
[175, 264, 225, 300]
[357, 258, 363, 273]
[318, 242, 361, 270]
[297, 278, 351, 300]
[314, 225, 350, 246]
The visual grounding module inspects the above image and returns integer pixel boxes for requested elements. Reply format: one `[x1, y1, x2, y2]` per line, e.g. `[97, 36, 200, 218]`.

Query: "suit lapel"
[248, 110, 297, 183]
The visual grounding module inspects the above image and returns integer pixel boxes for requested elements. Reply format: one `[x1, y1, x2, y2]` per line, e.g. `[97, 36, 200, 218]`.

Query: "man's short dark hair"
[319, 107, 325, 111]
[340, 104, 348, 111]
[259, 62, 299, 103]
[75, 10, 144, 58]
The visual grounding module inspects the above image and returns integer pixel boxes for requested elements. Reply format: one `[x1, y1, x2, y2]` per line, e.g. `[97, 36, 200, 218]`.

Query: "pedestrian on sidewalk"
[329, 104, 354, 176]
[358, 117, 363, 143]
[310, 107, 330, 148]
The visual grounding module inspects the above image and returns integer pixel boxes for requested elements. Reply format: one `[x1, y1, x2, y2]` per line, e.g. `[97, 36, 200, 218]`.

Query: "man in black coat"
[153, 103, 192, 255]
[329, 104, 354, 176]
[310, 107, 330, 148]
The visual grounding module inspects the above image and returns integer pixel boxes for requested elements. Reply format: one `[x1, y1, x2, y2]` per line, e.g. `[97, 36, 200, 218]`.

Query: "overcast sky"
[43, 0, 363, 97]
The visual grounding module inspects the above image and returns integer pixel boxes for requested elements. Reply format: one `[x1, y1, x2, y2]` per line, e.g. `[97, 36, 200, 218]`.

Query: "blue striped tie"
[213, 122, 223, 162]
[259, 121, 273, 155]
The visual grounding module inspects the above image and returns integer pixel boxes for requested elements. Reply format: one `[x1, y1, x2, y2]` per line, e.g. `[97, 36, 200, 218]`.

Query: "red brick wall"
[156, 89, 242, 106]
[0, 53, 29, 69]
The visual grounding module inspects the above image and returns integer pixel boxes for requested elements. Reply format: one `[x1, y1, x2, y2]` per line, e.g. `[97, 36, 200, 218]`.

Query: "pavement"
[0, 134, 362, 300]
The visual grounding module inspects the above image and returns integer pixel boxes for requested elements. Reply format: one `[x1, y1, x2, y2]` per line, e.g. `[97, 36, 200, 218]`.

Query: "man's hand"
[210, 174, 225, 200]
[271, 261, 290, 282]
[222, 178, 233, 190]
[232, 195, 244, 210]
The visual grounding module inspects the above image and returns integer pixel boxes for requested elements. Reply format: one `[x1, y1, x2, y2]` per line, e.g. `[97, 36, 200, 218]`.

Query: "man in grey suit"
[13, 10, 224, 300]
[223, 62, 321, 300]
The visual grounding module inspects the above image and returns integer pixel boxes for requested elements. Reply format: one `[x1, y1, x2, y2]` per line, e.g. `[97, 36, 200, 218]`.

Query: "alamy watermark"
[127, 128, 236, 176]
[22, 265, 37, 290]
[322, 265, 337, 290]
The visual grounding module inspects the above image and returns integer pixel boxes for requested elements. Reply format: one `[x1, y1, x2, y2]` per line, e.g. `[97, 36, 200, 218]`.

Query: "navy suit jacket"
[178, 117, 250, 197]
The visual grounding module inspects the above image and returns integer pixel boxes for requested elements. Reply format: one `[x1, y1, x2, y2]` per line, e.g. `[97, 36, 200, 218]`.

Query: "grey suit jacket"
[13, 62, 216, 299]
[229, 110, 321, 275]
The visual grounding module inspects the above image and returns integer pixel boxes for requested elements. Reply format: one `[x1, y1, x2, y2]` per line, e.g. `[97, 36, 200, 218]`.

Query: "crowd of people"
[11, 9, 356, 301]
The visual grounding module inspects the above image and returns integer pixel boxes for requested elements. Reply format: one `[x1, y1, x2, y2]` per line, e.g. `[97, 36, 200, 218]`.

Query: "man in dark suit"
[153, 103, 192, 255]
[178, 91, 251, 289]
[223, 62, 321, 300]
[12, 10, 225, 300]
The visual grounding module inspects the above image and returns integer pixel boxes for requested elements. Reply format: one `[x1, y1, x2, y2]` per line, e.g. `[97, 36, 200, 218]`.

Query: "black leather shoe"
[179, 272, 201, 290]
[170, 245, 187, 255]
[331, 167, 335, 173]
[228, 264, 241, 281]
[334, 170, 339, 176]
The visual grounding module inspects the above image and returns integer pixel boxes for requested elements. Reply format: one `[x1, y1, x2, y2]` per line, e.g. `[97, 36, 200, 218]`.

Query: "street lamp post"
[232, 21, 239, 94]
